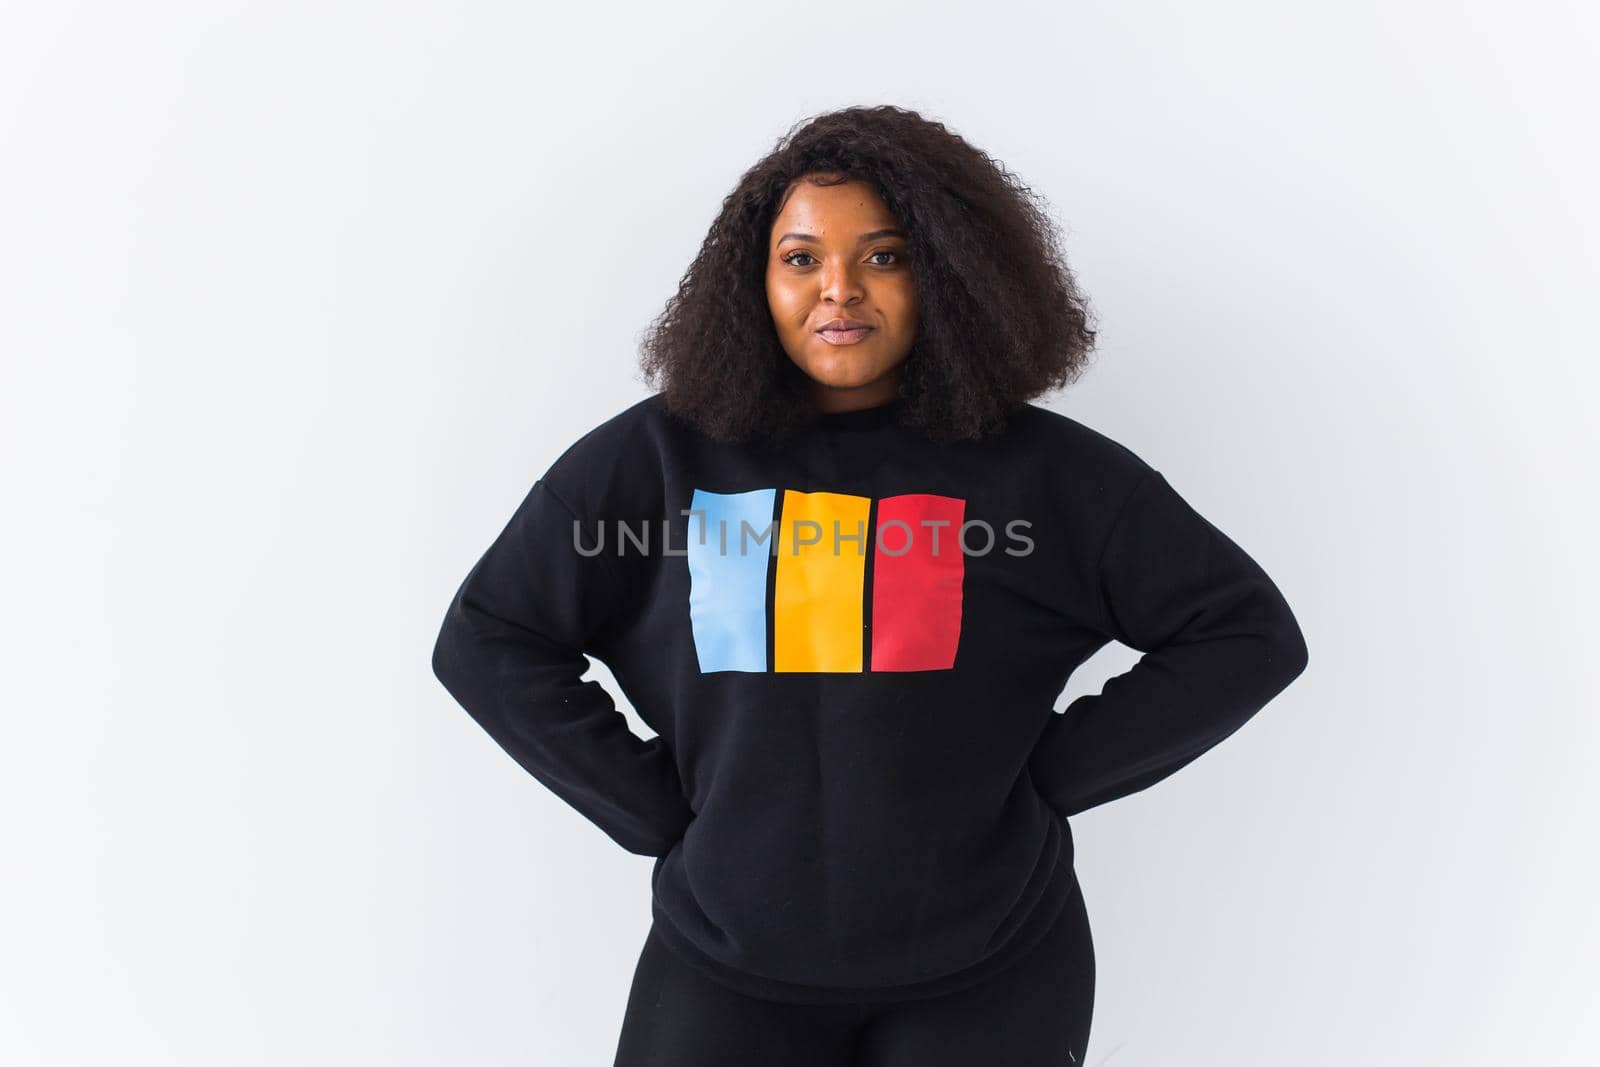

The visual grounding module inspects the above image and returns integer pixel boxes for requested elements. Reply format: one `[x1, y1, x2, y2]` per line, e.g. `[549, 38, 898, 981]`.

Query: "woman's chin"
[798, 358, 885, 389]
[786, 351, 907, 399]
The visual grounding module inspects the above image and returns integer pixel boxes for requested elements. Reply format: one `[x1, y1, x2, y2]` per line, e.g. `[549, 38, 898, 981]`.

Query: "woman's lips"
[816, 327, 874, 345]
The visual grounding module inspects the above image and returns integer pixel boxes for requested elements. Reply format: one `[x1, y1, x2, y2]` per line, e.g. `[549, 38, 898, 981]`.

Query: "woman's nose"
[818, 260, 865, 304]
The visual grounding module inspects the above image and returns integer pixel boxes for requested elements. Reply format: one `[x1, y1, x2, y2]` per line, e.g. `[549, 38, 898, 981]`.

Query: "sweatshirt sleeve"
[431, 478, 695, 857]
[1029, 468, 1310, 818]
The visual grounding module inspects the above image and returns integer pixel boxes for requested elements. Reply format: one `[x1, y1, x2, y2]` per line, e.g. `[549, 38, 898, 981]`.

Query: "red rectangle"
[870, 494, 965, 671]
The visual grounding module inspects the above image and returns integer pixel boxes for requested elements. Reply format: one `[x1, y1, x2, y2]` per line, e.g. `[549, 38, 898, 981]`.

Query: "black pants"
[614, 875, 1095, 1066]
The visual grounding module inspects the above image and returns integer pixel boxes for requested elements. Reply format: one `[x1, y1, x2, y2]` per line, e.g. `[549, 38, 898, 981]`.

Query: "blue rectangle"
[687, 488, 776, 673]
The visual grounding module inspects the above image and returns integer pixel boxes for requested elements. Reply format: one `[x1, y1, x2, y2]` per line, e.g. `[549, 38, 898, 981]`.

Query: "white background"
[4, 1, 1596, 1064]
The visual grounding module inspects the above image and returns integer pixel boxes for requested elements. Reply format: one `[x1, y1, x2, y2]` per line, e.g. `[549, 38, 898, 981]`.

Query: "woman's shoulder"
[1009, 401, 1156, 487]
[532, 393, 673, 518]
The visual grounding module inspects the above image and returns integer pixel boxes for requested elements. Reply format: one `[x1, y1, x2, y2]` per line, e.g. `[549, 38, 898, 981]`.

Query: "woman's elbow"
[430, 603, 474, 695]
[1268, 613, 1310, 686]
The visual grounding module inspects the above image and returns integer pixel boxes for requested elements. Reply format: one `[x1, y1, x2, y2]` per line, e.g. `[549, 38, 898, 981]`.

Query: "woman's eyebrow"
[775, 228, 907, 245]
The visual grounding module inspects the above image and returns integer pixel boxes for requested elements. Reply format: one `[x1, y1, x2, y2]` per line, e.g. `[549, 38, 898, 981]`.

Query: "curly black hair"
[638, 104, 1099, 445]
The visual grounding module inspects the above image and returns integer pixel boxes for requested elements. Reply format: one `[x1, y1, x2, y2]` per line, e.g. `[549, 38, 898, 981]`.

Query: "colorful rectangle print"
[682, 486, 967, 674]
[870, 494, 966, 671]
[773, 490, 872, 673]
[686, 488, 776, 672]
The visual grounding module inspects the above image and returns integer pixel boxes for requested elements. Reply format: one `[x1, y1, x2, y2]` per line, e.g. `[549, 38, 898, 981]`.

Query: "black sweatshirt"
[431, 392, 1309, 1004]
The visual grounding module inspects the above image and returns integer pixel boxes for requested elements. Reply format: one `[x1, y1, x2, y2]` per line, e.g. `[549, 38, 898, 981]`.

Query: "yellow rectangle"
[773, 490, 871, 673]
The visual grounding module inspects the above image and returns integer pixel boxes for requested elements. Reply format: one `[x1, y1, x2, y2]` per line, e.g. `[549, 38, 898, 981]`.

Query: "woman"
[431, 104, 1309, 1066]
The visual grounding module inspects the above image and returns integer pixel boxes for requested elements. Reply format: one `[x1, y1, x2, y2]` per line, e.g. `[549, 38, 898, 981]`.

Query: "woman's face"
[765, 174, 918, 413]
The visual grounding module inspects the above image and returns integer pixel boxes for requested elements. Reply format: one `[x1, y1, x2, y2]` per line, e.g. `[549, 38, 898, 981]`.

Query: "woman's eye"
[782, 250, 902, 267]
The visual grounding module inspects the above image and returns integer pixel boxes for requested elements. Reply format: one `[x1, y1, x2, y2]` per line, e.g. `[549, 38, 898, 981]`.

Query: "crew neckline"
[809, 395, 908, 431]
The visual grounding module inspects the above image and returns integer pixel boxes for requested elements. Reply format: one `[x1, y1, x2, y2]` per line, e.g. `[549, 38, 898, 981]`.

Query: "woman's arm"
[431, 478, 695, 857]
[1029, 469, 1310, 818]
